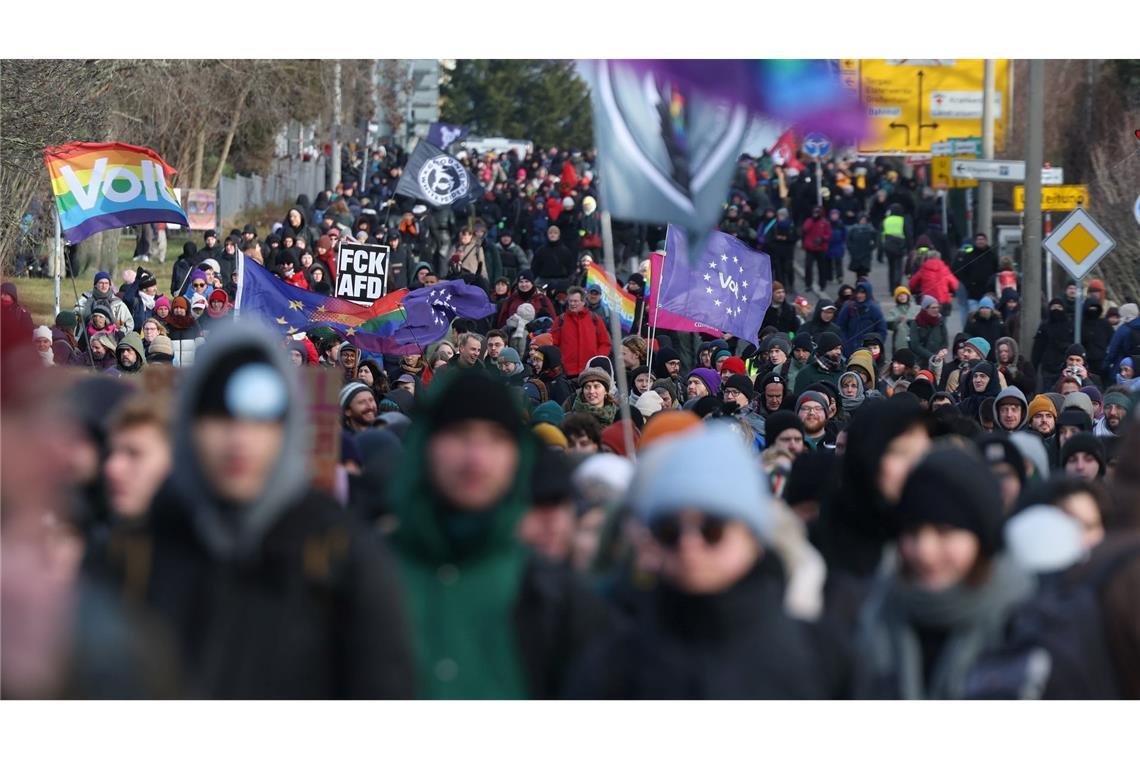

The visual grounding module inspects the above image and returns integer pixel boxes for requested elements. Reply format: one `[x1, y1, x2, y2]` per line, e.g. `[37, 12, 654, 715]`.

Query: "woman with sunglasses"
[567, 423, 836, 698]
[181, 268, 214, 301]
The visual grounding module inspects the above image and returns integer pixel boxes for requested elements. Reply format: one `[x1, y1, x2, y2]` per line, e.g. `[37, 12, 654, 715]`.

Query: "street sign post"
[951, 159, 1063, 184]
[802, 133, 831, 206]
[856, 60, 1012, 154]
[1043, 207, 1115, 340]
[1013, 184, 1089, 212]
[1042, 207, 1115, 281]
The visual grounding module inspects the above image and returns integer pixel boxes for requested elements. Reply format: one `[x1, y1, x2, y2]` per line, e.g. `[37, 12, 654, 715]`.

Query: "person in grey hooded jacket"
[122, 321, 415, 698]
[994, 385, 1029, 433]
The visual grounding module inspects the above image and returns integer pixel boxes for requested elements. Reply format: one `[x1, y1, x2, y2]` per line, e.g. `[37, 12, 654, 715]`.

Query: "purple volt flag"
[659, 226, 772, 341]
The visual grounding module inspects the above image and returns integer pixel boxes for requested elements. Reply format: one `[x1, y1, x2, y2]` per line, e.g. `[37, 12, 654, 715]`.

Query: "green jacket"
[888, 304, 915, 353]
[792, 360, 842, 397]
[388, 413, 537, 699]
[909, 319, 949, 366]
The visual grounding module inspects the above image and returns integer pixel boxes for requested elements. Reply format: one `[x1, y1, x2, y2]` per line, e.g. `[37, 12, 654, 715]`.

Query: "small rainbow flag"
[585, 262, 635, 334]
[43, 141, 189, 244]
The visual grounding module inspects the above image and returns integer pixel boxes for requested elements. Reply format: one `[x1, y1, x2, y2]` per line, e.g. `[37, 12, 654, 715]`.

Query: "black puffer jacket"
[565, 557, 844, 698]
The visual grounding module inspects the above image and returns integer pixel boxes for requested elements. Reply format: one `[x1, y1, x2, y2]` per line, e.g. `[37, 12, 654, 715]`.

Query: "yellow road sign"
[857, 59, 1011, 154]
[1013, 184, 1090, 212]
[931, 156, 978, 190]
[1043, 207, 1115, 280]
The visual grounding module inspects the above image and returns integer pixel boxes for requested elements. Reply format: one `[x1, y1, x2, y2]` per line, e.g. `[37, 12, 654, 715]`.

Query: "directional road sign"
[802, 132, 831, 159]
[1043, 207, 1115, 280]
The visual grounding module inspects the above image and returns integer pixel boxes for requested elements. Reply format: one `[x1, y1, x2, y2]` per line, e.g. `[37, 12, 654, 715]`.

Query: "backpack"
[962, 542, 1140, 699]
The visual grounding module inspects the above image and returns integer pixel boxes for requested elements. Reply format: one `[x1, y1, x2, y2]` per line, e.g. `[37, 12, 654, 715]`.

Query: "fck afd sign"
[335, 241, 390, 305]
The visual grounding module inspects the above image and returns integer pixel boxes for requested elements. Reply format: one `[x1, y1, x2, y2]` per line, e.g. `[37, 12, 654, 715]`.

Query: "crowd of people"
[2, 139, 1139, 700]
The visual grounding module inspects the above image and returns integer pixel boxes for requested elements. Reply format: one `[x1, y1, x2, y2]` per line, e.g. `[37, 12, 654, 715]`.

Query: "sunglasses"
[649, 514, 727, 548]
[193, 281, 207, 288]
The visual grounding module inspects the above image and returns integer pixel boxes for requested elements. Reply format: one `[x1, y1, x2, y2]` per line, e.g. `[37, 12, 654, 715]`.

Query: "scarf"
[915, 309, 941, 328]
[856, 555, 1034, 699]
[570, 391, 618, 427]
[839, 371, 865, 413]
[140, 291, 156, 311]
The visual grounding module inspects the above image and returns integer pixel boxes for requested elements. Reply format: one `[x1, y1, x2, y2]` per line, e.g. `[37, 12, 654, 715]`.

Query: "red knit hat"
[721, 356, 747, 376]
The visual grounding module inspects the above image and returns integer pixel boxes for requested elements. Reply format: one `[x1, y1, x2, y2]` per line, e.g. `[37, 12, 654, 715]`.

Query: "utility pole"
[977, 59, 996, 241]
[1020, 59, 1045, 352]
[331, 61, 342, 190]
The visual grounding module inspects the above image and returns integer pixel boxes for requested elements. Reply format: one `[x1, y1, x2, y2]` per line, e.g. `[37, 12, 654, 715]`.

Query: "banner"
[335, 241, 390, 305]
[185, 189, 217, 231]
[396, 139, 483, 208]
[427, 121, 471, 150]
[584, 263, 635, 333]
[659, 226, 772, 340]
[43, 141, 189, 244]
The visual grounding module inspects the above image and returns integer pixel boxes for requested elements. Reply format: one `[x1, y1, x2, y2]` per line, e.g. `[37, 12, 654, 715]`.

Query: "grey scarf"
[856, 554, 1034, 699]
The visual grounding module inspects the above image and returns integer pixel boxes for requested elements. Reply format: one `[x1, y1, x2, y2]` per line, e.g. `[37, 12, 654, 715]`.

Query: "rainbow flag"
[43, 141, 189, 244]
[236, 254, 412, 353]
[585, 262, 635, 334]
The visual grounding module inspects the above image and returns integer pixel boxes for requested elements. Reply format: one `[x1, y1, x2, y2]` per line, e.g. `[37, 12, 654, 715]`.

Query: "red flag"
[769, 129, 806, 171]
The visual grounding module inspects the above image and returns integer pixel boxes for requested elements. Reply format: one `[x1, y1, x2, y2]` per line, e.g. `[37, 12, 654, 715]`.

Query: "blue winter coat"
[836, 281, 887, 356]
[827, 222, 847, 261]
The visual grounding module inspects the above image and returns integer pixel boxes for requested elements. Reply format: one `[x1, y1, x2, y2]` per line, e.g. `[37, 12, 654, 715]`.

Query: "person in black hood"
[800, 299, 842, 342]
[1032, 298, 1074, 388]
[384, 230, 413, 291]
[651, 346, 686, 404]
[282, 206, 315, 249]
[121, 322, 415, 698]
[812, 394, 933, 629]
[1079, 296, 1113, 374]
[170, 241, 201, 295]
[956, 361, 1002, 421]
[530, 345, 573, 406]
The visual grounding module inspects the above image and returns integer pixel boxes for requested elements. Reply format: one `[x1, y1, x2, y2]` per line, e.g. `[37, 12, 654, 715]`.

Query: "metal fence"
[217, 156, 327, 225]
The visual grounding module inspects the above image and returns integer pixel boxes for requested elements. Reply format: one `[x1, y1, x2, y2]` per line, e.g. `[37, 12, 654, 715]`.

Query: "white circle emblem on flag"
[418, 155, 469, 206]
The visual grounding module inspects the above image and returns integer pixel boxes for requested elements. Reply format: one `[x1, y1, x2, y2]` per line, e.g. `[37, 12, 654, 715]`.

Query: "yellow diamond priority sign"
[1042, 207, 1115, 280]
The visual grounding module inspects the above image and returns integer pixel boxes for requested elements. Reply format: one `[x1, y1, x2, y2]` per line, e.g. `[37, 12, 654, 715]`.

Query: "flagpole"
[53, 207, 62, 318]
[234, 246, 245, 319]
[646, 242, 668, 381]
[601, 210, 636, 460]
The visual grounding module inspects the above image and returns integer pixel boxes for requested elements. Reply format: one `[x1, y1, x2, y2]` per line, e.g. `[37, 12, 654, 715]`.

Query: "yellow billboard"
[856, 59, 1011, 154]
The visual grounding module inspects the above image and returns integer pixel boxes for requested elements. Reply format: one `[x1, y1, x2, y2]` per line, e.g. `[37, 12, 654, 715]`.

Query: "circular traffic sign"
[802, 132, 831, 159]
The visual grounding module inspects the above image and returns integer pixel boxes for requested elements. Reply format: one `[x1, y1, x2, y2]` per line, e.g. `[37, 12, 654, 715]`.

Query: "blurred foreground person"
[566, 423, 840, 698]
[853, 447, 1035, 699]
[128, 322, 415, 698]
[387, 371, 608, 699]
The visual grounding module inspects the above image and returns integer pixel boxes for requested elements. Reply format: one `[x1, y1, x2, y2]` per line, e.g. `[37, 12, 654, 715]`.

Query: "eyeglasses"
[799, 404, 825, 415]
[650, 514, 727, 548]
[192, 282, 207, 288]
[723, 388, 746, 400]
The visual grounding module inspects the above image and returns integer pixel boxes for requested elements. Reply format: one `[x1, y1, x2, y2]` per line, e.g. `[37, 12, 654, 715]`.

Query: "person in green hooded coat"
[387, 371, 609, 699]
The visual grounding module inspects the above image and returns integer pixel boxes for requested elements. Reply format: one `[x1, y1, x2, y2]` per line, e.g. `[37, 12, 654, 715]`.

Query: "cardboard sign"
[335, 241, 389, 305]
[304, 367, 342, 495]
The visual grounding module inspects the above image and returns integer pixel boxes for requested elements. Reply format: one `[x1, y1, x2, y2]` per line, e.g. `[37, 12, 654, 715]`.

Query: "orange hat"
[1087, 279, 1106, 294]
[601, 422, 640, 457]
[916, 369, 936, 384]
[637, 410, 702, 451]
[532, 332, 554, 348]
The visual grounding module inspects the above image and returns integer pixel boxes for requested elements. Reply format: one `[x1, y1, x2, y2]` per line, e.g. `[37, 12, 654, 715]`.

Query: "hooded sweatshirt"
[140, 322, 415, 698]
[993, 385, 1029, 432]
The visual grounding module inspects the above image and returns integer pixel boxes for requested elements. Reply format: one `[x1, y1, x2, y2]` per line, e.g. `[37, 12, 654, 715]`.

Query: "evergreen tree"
[442, 60, 594, 149]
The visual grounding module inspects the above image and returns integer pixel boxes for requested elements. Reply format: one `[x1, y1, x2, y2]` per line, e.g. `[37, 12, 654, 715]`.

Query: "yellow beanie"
[532, 422, 568, 449]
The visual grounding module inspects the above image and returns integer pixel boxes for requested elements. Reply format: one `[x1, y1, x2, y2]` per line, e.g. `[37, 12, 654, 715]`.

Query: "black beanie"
[892, 348, 916, 368]
[1060, 432, 1105, 476]
[754, 371, 789, 394]
[1064, 343, 1086, 361]
[765, 410, 804, 444]
[792, 333, 815, 352]
[723, 373, 756, 400]
[908, 378, 935, 402]
[974, 433, 1026, 485]
[783, 449, 837, 505]
[631, 365, 651, 384]
[898, 447, 1004, 557]
[816, 332, 843, 354]
[517, 268, 535, 282]
[426, 370, 522, 437]
[1057, 408, 1092, 431]
[692, 396, 721, 418]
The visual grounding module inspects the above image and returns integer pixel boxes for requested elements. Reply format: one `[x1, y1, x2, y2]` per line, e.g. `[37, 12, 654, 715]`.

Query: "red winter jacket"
[802, 218, 832, 254]
[551, 308, 611, 377]
[908, 258, 960, 305]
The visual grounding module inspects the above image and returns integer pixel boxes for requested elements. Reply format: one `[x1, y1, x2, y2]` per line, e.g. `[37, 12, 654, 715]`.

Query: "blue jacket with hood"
[836, 281, 887, 357]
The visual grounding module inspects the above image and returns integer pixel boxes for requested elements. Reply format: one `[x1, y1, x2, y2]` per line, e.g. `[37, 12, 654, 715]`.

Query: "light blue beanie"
[629, 421, 773, 544]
